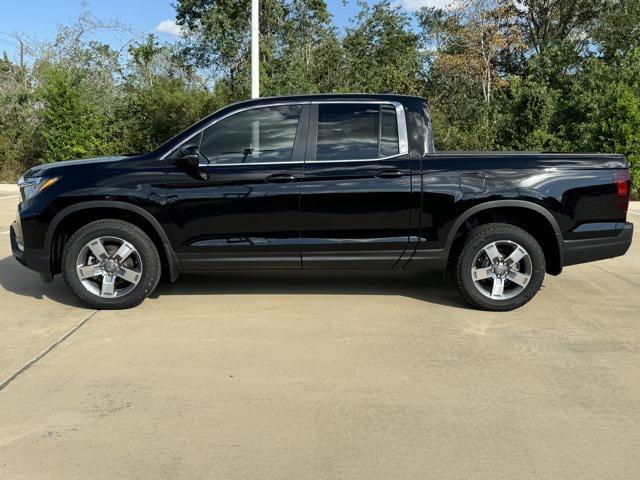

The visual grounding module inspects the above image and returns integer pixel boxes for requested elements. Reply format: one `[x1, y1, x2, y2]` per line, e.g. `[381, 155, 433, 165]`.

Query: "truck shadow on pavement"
[151, 270, 467, 308]
[0, 256, 86, 308]
[0, 256, 467, 309]
[0, 257, 82, 313]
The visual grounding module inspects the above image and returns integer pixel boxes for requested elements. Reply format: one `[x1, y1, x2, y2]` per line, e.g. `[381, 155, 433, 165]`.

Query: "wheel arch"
[47, 201, 181, 281]
[445, 200, 564, 275]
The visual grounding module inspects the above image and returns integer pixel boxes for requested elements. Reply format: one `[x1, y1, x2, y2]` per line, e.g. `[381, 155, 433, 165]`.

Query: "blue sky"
[0, 0, 438, 61]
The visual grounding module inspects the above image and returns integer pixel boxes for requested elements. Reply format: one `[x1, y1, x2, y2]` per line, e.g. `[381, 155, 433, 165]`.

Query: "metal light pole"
[251, 0, 259, 98]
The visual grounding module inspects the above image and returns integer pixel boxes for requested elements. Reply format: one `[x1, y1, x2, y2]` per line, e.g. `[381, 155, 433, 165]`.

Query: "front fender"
[45, 201, 181, 281]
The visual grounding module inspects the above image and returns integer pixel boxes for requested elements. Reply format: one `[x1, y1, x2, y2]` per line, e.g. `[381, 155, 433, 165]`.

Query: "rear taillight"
[614, 170, 630, 213]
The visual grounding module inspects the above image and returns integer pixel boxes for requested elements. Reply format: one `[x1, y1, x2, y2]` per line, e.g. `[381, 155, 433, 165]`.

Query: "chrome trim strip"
[198, 155, 408, 166]
[394, 102, 409, 155]
[201, 161, 305, 167]
[160, 101, 309, 160]
[199, 156, 407, 167]
[310, 100, 394, 104]
[304, 153, 407, 164]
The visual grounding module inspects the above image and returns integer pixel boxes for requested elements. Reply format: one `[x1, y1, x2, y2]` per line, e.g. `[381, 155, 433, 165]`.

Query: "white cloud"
[155, 19, 183, 38]
[397, 0, 455, 11]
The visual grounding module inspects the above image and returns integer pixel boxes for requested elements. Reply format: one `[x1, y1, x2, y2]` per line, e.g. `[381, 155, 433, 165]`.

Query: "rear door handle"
[375, 169, 405, 179]
[264, 173, 297, 183]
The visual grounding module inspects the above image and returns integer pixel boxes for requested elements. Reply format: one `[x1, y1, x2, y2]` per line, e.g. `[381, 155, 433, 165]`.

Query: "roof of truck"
[225, 93, 428, 107]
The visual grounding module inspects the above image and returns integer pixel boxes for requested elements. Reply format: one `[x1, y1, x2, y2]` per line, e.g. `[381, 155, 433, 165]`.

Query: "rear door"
[300, 101, 413, 268]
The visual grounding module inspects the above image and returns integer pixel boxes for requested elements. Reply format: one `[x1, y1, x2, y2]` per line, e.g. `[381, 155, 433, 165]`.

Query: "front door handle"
[375, 169, 405, 179]
[264, 173, 297, 184]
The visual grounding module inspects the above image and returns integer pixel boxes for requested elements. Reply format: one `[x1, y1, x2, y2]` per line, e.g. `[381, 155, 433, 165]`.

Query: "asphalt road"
[1, 193, 640, 479]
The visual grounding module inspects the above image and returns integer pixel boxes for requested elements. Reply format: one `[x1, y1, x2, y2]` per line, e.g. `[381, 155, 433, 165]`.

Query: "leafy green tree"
[119, 36, 221, 153]
[38, 64, 116, 161]
[343, 1, 423, 94]
[0, 55, 44, 180]
[265, 0, 344, 94]
[508, 0, 605, 55]
[418, 0, 522, 149]
[566, 51, 640, 196]
[494, 76, 565, 151]
[176, 0, 286, 99]
[594, 0, 640, 59]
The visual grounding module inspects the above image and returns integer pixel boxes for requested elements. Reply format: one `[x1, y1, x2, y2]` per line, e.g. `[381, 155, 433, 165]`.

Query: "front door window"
[198, 105, 302, 165]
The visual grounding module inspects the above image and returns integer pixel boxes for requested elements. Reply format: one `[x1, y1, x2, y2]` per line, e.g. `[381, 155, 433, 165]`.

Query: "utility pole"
[0, 32, 23, 68]
[0, 32, 26, 87]
[251, 0, 259, 98]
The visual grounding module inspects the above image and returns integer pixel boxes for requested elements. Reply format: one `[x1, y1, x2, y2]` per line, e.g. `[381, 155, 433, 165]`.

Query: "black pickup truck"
[10, 94, 633, 310]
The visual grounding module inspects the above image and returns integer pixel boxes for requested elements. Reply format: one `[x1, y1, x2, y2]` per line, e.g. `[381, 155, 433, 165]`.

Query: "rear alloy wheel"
[62, 220, 161, 309]
[470, 240, 532, 301]
[455, 223, 545, 311]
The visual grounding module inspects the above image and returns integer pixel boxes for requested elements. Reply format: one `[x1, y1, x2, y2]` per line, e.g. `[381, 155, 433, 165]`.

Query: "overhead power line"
[0, 32, 24, 68]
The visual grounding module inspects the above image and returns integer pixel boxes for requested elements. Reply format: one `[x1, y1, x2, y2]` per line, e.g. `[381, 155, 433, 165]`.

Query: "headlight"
[17, 175, 60, 201]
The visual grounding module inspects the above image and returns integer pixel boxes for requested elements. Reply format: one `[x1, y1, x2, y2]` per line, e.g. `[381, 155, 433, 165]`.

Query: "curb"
[0, 183, 18, 194]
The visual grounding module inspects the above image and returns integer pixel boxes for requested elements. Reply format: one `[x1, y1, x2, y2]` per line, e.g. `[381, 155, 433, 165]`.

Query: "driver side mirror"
[175, 145, 207, 180]
[179, 145, 200, 165]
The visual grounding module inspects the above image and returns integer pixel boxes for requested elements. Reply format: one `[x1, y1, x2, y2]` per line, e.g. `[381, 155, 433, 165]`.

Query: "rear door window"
[316, 104, 378, 161]
[315, 103, 400, 161]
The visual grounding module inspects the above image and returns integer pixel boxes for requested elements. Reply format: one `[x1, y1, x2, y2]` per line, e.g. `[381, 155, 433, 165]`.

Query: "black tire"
[62, 219, 161, 310]
[454, 223, 545, 311]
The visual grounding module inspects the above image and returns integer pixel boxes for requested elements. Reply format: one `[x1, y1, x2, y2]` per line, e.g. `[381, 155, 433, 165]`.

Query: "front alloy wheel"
[76, 236, 143, 298]
[62, 219, 161, 309]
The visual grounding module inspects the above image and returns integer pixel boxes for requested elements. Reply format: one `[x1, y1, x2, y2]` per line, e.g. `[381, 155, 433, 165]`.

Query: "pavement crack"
[591, 263, 640, 288]
[0, 310, 99, 392]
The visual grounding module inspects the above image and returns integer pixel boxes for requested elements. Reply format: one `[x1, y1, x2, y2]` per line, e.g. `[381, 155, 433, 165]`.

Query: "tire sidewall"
[457, 224, 546, 311]
[62, 221, 160, 309]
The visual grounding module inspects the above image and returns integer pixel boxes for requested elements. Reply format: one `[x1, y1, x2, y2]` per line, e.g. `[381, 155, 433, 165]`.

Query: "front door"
[166, 103, 309, 269]
[300, 101, 414, 268]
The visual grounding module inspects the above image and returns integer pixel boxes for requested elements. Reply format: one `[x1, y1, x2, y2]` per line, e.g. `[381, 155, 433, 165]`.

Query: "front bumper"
[10, 223, 53, 281]
[562, 221, 633, 267]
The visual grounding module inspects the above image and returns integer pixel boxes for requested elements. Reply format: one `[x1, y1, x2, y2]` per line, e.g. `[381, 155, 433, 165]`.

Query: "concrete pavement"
[1, 195, 639, 479]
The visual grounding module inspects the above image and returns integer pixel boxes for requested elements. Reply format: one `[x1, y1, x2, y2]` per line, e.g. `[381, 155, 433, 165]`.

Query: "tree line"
[0, 0, 638, 196]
